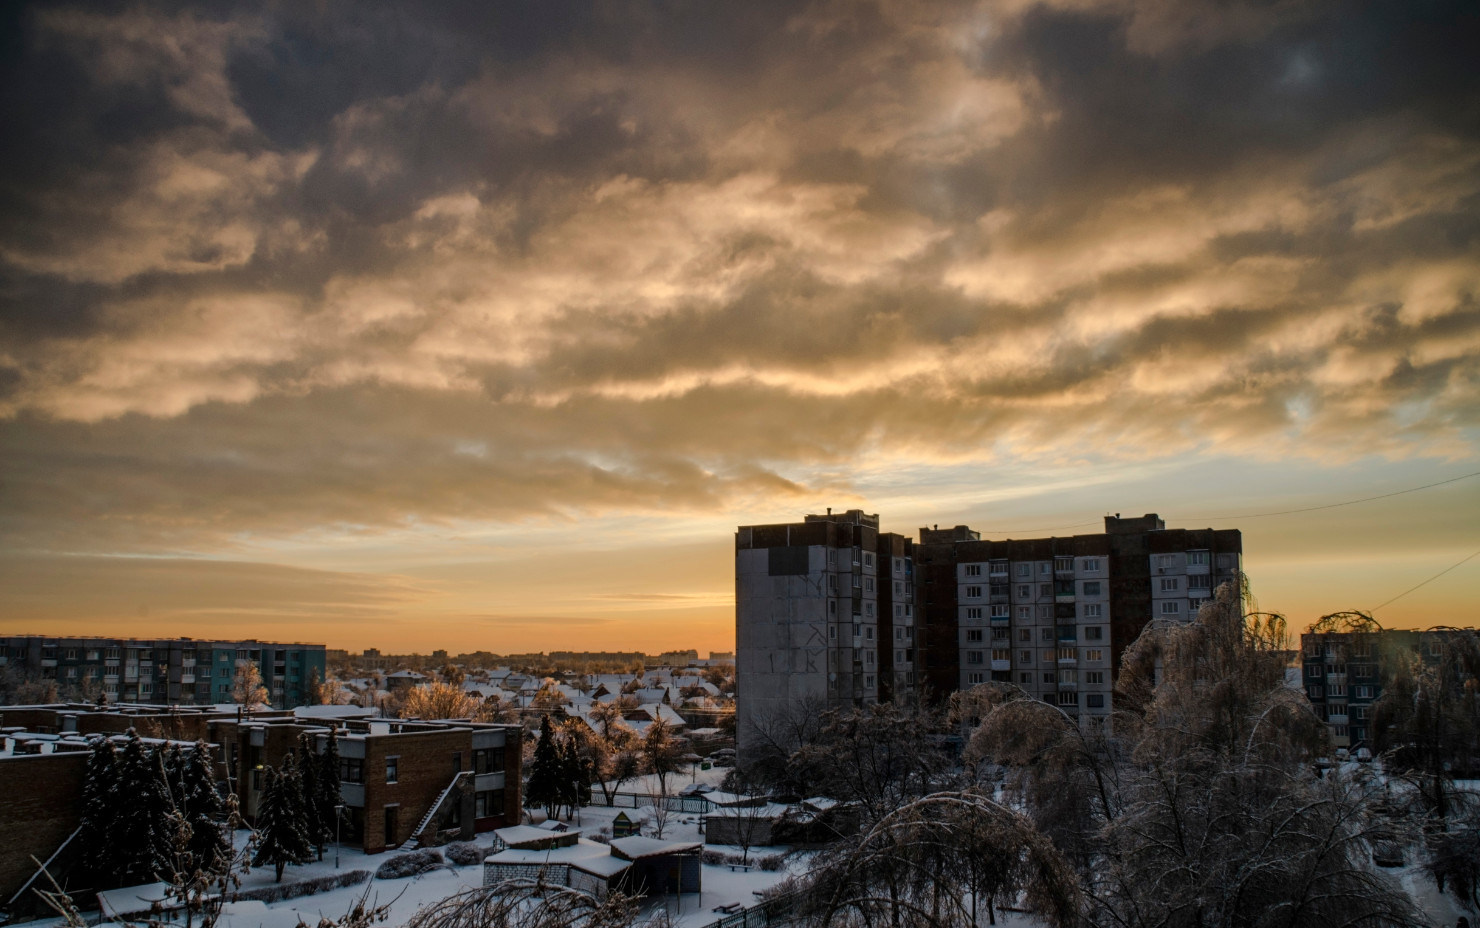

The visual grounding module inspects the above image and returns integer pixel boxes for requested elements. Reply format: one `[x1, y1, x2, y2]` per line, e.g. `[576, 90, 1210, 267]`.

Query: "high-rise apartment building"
[735, 510, 919, 751]
[737, 511, 1241, 746]
[0, 636, 328, 708]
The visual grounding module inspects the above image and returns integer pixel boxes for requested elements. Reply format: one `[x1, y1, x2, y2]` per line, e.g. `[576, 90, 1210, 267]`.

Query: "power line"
[1183, 470, 1480, 522]
[1370, 547, 1480, 612]
[979, 470, 1480, 535]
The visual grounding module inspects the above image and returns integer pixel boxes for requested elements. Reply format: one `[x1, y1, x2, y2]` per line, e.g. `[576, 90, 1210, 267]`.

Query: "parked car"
[679, 783, 713, 797]
[710, 748, 736, 767]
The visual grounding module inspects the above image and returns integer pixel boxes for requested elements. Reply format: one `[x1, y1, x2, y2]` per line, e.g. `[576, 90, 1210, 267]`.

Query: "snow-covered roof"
[493, 825, 572, 849]
[609, 836, 702, 860]
[486, 837, 628, 876]
[293, 705, 376, 720]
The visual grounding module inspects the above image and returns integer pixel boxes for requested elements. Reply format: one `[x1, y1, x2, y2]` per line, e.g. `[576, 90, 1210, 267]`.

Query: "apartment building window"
[475, 790, 505, 818]
[1018, 629, 1031, 642]
[1041, 562, 1052, 575]
[966, 651, 984, 665]
[990, 582, 1009, 596]
[967, 672, 985, 684]
[1086, 694, 1105, 708]
[1188, 551, 1208, 566]
[1086, 650, 1103, 661]
[1016, 563, 1031, 578]
[989, 561, 1008, 577]
[386, 757, 399, 784]
[1020, 650, 1032, 663]
[966, 630, 984, 643]
[1216, 554, 1233, 568]
[1355, 686, 1373, 699]
[1160, 601, 1181, 615]
[1042, 672, 1056, 684]
[1041, 649, 1054, 662]
[966, 585, 982, 598]
[473, 749, 504, 774]
[866, 651, 875, 666]
[1083, 581, 1102, 596]
[991, 604, 1009, 618]
[1085, 626, 1103, 640]
[1352, 644, 1371, 658]
[1329, 684, 1345, 697]
[1086, 671, 1105, 685]
[829, 626, 837, 640]
[894, 581, 903, 596]
[1082, 558, 1100, 572]
[1041, 628, 1054, 641]
[1159, 577, 1180, 592]
[1308, 686, 1323, 699]
[991, 628, 1009, 641]
[1037, 583, 1050, 597]
[991, 649, 1010, 662]
[965, 564, 982, 577]
[1019, 672, 1032, 684]
[895, 650, 905, 664]
[1054, 557, 1073, 572]
[1015, 585, 1029, 599]
[895, 627, 904, 640]
[1056, 648, 1076, 662]
[862, 553, 874, 568]
[864, 578, 875, 593]
[966, 607, 983, 619]
[340, 758, 364, 783]
[1157, 555, 1176, 569]
[865, 603, 875, 617]
[864, 674, 876, 688]
[1017, 606, 1032, 620]
[1189, 575, 1211, 591]
[894, 604, 903, 618]
[1058, 691, 1077, 706]
[1083, 603, 1103, 618]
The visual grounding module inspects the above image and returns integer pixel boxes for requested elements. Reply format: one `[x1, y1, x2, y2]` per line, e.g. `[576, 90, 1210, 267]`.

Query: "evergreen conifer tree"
[252, 761, 312, 882]
[77, 738, 120, 888]
[559, 735, 591, 818]
[114, 730, 172, 886]
[525, 716, 562, 818]
[318, 730, 344, 853]
[180, 741, 228, 876]
[294, 734, 326, 859]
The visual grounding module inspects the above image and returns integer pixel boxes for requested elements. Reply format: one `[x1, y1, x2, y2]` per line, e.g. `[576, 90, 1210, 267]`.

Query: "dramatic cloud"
[1, 0, 1476, 646]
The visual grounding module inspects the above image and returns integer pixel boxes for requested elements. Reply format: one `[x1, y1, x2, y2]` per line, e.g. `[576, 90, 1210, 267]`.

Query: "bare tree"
[405, 879, 636, 928]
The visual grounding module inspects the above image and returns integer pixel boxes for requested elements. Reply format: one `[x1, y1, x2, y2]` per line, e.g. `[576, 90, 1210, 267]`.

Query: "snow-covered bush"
[443, 842, 486, 867]
[756, 854, 784, 872]
[374, 848, 445, 879]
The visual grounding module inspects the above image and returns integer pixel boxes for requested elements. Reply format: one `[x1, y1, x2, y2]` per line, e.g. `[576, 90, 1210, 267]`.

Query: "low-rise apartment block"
[0, 636, 327, 709]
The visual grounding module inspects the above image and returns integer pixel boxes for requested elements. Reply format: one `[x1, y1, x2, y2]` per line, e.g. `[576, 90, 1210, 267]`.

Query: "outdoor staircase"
[402, 770, 471, 850]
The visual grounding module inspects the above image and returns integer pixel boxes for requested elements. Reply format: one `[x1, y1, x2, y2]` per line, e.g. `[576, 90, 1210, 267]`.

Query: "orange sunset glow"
[1, 1, 1477, 654]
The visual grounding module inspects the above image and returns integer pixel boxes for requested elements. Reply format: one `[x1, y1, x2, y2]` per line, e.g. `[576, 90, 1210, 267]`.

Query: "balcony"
[1057, 655, 1078, 666]
[1327, 714, 1349, 725]
[181, 674, 195, 684]
[990, 614, 1010, 625]
[991, 659, 1011, 672]
[1057, 679, 1078, 690]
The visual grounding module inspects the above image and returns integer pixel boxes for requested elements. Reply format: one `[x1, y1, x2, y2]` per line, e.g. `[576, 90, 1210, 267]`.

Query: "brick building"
[0, 703, 523, 907]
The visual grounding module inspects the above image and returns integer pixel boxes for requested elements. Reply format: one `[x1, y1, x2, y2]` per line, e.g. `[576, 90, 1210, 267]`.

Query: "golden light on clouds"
[1, 0, 1476, 652]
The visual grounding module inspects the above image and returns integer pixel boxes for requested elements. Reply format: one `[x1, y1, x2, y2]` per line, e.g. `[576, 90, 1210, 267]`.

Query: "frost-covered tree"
[639, 718, 683, 798]
[787, 702, 948, 827]
[253, 761, 312, 882]
[559, 722, 593, 819]
[967, 581, 1423, 928]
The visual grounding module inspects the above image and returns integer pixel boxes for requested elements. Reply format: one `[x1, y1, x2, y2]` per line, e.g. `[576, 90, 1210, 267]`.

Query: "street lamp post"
[335, 804, 346, 868]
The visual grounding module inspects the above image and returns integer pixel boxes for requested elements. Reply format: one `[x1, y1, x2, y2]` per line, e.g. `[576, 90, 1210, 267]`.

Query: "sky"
[1, 0, 1477, 655]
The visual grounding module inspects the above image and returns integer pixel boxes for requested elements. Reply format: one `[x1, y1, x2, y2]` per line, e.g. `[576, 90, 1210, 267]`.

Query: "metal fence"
[587, 791, 713, 814]
[703, 890, 802, 928]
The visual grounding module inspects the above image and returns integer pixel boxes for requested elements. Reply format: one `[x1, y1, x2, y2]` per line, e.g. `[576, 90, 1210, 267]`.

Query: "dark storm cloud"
[1, 0, 1477, 554]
